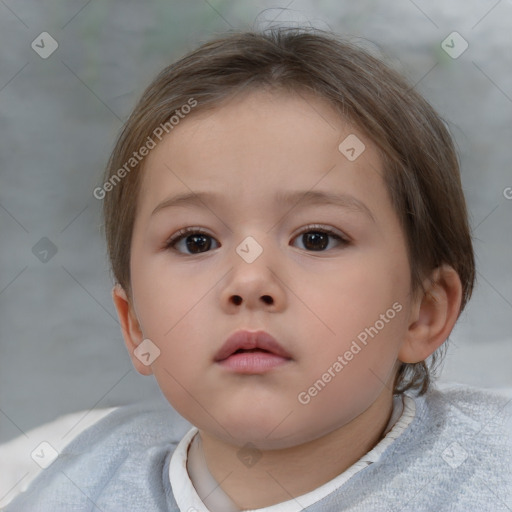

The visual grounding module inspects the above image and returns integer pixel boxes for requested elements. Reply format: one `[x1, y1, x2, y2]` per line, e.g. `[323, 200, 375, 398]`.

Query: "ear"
[112, 284, 153, 376]
[398, 265, 463, 364]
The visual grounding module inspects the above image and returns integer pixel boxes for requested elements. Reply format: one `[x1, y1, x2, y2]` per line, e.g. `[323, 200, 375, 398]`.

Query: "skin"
[112, 89, 462, 509]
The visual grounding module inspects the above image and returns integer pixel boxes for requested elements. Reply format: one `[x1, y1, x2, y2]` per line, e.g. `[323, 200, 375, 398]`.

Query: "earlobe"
[398, 265, 463, 364]
[111, 284, 153, 376]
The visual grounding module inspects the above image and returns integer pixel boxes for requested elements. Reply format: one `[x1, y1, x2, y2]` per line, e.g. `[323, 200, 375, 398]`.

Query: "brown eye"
[165, 228, 219, 255]
[292, 226, 348, 252]
[301, 231, 330, 251]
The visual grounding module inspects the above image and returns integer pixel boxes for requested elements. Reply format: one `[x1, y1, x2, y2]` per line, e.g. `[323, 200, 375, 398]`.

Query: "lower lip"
[216, 351, 291, 373]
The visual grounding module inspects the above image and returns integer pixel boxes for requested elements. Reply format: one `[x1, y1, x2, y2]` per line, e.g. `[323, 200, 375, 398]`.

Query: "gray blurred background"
[1, 0, 511, 445]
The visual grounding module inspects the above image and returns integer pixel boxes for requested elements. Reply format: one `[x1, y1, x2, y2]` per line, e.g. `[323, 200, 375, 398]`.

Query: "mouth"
[214, 330, 292, 374]
[232, 348, 270, 354]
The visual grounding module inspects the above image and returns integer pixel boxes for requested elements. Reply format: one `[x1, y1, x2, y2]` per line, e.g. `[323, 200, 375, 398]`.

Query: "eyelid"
[292, 223, 350, 242]
[166, 224, 348, 241]
[164, 226, 212, 246]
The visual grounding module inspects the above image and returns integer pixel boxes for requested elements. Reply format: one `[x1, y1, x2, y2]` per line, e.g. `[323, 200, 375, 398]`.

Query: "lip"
[214, 330, 292, 373]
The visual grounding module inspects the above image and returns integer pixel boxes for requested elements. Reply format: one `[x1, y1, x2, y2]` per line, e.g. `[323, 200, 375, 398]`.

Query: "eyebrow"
[151, 189, 375, 222]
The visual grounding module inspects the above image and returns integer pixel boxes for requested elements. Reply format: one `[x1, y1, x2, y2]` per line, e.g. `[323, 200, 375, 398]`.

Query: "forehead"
[136, 89, 386, 217]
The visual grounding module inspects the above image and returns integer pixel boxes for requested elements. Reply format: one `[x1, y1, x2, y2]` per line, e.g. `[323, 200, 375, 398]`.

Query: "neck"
[197, 387, 395, 509]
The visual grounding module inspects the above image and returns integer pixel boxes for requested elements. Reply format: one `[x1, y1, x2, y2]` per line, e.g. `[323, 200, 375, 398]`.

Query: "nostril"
[230, 295, 273, 305]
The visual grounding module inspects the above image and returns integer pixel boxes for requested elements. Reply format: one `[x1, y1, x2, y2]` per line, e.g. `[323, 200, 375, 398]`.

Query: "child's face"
[120, 89, 417, 449]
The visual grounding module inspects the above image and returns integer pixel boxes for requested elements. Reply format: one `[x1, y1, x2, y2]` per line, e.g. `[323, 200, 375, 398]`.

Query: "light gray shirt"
[4, 382, 512, 511]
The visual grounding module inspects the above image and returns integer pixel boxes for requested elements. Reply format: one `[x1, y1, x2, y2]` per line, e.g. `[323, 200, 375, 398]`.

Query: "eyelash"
[164, 224, 350, 254]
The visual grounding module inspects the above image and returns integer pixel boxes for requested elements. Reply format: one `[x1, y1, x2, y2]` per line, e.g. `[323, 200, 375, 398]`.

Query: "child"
[5, 27, 511, 511]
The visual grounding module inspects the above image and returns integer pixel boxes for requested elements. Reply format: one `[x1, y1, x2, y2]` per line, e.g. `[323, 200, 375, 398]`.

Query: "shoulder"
[340, 383, 512, 511]
[421, 381, 512, 431]
[400, 383, 512, 505]
[56, 396, 193, 464]
[71, 395, 192, 446]
[406, 381, 512, 451]
[3, 397, 190, 511]
[0, 407, 117, 506]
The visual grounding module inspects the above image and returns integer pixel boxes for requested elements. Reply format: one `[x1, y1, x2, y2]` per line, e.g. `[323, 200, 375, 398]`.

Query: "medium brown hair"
[101, 27, 475, 396]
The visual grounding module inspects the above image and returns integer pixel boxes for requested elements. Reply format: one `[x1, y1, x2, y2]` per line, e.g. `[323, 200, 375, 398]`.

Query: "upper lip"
[214, 330, 292, 362]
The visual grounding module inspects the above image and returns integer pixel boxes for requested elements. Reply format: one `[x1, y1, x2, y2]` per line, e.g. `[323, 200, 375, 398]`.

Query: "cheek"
[310, 255, 408, 329]
[294, 305, 407, 433]
[298, 252, 410, 378]
[131, 251, 198, 333]
[131, 258, 218, 362]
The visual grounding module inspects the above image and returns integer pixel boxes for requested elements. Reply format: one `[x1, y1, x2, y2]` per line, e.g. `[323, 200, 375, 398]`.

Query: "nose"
[220, 242, 287, 312]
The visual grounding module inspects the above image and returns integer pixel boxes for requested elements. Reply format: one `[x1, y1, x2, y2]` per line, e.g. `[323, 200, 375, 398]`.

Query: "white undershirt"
[169, 394, 416, 512]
